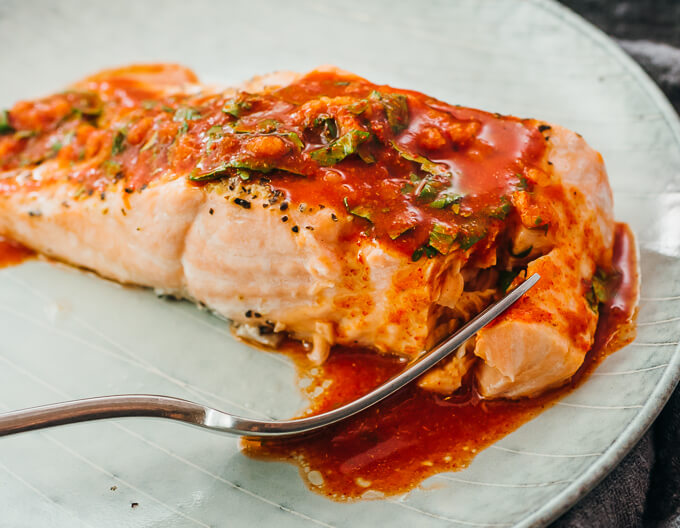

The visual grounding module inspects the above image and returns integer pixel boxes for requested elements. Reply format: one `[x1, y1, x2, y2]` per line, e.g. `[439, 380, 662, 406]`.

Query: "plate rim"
[1, 1, 679, 525]
[519, 1, 680, 526]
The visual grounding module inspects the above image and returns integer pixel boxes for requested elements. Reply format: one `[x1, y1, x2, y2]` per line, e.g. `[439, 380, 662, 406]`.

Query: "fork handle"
[0, 395, 209, 437]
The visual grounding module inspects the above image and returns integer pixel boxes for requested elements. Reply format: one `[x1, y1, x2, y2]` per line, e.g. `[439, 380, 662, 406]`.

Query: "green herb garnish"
[257, 119, 280, 133]
[509, 245, 533, 259]
[370, 91, 409, 134]
[488, 197, 512, 219]
[222, 98, 252, 118]
[388, 225, 415, 240]
[70, 91, 103, 117]
[428, 223, 455, 254]
[400, 183, 415, 194]
[430, 191, 463, 209]
[14, 130, 37, 139]
[173, 106, 201, 123]
[516, 174, 529, 190]
[390, 141, 448, 177]
[111, 130, 127, 155]
[417, 181, 439, 202]
[456, 229, 487, 250]
[586, 269, 610, 312]
[310, 130, 371, 166]
[313, 115, 339, 141]
[498, 269, 522, 292]
[0, 110, 14, 134]
[411, 245, 438, 262]
[101, 159, 122, 177]
[342, 196, 373, 222]
[189, 157, 305, 182]
[140, 131, 158, 152]
[280, 131, 304, 150]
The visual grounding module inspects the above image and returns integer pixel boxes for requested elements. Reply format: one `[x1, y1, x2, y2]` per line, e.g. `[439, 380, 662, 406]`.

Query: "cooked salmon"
[0, 64, 618, 398]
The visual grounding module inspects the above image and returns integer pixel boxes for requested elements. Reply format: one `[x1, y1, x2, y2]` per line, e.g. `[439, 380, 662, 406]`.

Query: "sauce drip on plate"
[0, 236, 33, 268]
[243, 223, 639, 500]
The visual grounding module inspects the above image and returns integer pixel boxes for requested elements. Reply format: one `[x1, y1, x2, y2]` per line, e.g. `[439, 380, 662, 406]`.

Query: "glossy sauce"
[243, 223, 638, 500]
[0, 68, 546, 257]
[0, 236, 33, 268]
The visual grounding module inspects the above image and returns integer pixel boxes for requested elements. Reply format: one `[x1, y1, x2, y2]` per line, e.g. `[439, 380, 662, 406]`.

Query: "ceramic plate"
[1, 0, 679, 526]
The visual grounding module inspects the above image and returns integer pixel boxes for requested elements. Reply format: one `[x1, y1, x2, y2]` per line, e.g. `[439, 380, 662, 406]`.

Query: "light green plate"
[1, 1, 679, 526]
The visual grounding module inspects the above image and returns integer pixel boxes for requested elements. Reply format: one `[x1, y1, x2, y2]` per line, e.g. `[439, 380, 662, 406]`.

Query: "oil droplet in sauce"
[243, 223, 639, 500]
[0, 236, 34, 268]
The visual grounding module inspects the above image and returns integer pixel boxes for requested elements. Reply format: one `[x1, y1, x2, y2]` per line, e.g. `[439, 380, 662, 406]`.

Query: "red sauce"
[0, 236, 34, 268]
[0, 68, 546, 257]
[243, 223, 638, 500]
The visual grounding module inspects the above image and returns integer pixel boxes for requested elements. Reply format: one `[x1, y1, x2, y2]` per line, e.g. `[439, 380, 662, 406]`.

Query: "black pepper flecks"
[234, 198, 251, 209]
[124, 188, 133, 194]
[305, 225, 314, 230]
[254, 312, 262, 318]
[279, 202, 289, 211]
[209, 208, 214, 215]
[331, 213, 338, 222]
[538, 124, 551, 132]
[245, 310, 253, 318]
[292, 225, 299, 233]
[281, 215, 288, 222]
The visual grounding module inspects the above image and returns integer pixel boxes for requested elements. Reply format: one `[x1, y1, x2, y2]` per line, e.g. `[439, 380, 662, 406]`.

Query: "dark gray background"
[554, 2, 680, 526]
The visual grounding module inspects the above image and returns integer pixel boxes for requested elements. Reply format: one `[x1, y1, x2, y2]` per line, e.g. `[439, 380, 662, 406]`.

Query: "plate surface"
[1, 0, 679, 526]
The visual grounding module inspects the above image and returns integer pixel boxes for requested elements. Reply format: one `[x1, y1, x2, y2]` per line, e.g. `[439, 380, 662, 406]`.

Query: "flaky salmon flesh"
[0, 64, 619, 398]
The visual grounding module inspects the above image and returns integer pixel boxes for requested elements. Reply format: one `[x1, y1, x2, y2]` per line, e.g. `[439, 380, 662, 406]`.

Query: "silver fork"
[0, 274, 539, 438]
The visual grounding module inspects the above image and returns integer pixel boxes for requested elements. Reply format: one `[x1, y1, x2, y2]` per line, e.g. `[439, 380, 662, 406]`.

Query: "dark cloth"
[552, 1, 680, 526]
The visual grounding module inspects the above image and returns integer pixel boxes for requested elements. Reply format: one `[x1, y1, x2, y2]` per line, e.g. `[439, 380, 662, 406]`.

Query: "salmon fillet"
[0, 64, 617, 398]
